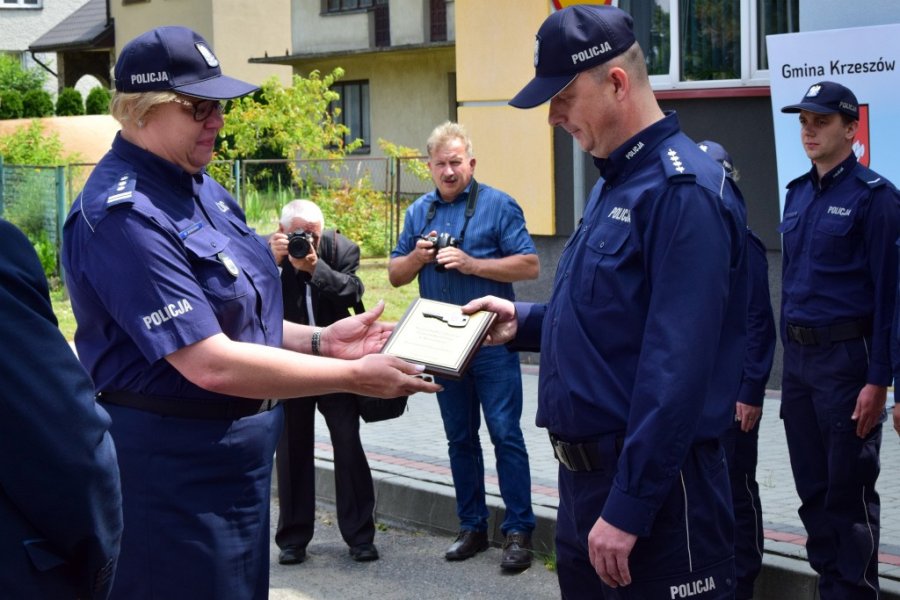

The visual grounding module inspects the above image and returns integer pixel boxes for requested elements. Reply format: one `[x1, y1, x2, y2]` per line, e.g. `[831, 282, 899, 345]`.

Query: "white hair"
[280, 199, 324, 230]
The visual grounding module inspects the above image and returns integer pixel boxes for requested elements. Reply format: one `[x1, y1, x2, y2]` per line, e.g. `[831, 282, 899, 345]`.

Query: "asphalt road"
[268, 507, 561, 600]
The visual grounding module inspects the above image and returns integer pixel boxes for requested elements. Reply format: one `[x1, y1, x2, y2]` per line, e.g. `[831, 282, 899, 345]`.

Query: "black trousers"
[274, 394, 375, 549]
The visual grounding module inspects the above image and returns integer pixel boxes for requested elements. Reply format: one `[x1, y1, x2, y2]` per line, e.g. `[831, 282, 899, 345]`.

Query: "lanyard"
[418, 179, 480, 245]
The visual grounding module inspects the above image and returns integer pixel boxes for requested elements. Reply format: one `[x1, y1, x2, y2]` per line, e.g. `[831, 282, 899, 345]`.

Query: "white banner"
[766, 24, 900, 214]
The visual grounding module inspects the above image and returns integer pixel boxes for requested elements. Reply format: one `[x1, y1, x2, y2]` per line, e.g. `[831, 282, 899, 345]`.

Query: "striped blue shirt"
[391, 180, 537, 304]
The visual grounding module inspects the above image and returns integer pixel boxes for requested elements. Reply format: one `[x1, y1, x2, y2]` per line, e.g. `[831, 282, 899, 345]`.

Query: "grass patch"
[51, 257, 419, 341]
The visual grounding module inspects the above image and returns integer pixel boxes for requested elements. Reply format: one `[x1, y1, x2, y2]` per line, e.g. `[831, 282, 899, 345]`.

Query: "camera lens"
[288, 233, 312, 258]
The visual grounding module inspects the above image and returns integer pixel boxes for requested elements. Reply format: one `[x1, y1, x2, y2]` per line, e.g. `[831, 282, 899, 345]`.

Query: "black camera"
[287, 231, 315, 258]
[420, 232, 459, 272]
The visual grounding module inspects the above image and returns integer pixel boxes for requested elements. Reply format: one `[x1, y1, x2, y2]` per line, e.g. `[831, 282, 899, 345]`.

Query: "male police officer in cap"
[464, 5, 747, 598]
[700, 140, 777, 600]
[779, 80, 900, 599]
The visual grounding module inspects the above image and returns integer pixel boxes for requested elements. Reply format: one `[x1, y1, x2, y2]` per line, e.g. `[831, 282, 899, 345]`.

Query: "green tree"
[378, 138, 430, 183]
[22, 89, 54, 117]
[0, 90, 24, 119]
[214, 69, 360, 190]
[0, 54, 46, 95]
[85, 86, 111, 115]
[55, 87, 84, 116]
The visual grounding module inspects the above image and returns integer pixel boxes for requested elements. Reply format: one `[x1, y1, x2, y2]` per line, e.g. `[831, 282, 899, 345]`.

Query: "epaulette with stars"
[660, 146, 697, 183]
[105, 171, 137, 209]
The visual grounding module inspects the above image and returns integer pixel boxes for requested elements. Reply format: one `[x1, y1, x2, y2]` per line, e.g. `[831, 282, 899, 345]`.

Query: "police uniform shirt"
[391, 181, 537, 304]
[519, 113, 748, 536]
[63, 132, 283, 399]
[739, 230, 776, 407]
[780, 152, 900, 386]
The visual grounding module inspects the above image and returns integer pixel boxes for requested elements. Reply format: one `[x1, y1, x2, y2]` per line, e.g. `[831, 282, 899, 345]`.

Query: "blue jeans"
[435, 345, 535, 535]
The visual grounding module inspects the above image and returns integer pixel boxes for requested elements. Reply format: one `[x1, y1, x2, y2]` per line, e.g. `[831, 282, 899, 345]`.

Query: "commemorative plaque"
[381, 298, 497, 379]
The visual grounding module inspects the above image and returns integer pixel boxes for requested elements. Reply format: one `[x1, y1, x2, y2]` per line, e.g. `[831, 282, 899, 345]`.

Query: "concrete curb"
[309, 461, 900, 599]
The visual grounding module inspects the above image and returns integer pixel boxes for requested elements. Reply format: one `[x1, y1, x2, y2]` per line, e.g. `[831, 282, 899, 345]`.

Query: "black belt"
[549, 433, 624, 472]
[785, 319, 871, 346]
[97, 391, 279, 421]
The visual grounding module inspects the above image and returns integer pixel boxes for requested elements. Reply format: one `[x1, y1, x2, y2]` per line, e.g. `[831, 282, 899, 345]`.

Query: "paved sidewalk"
[308, 364, 900, 597]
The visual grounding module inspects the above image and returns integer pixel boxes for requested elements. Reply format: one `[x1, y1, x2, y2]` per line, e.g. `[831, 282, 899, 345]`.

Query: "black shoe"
[349, 543, 379, 562]
[445, 530, 489, 561]
[500, 532, 533, 571]
[278, 545, 307, 565]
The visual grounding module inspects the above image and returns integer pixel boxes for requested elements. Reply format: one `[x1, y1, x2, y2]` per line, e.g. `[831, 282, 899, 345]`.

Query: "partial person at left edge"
[62, 25, 440, 600]
[0, 219, 122, 599]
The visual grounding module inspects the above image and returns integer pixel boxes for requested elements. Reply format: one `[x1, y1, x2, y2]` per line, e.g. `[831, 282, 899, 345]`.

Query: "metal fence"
[0, 156, 434, 282]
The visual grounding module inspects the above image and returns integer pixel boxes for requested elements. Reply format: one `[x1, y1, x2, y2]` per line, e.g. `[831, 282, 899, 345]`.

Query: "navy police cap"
[510, 5, 636, 109]
[114, 26, 258, 100]
[698, 140, 735, 179]
[781, 81, 859, 120]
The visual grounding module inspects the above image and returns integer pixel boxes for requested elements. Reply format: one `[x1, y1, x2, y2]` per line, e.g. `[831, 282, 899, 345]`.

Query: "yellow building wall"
[111, 0, 291, 88]
[293, 46, 455, 159]
[455, 1, 555, 235]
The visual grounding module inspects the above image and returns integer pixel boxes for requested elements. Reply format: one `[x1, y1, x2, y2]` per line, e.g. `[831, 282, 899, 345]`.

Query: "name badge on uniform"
[217, 252, 240, 278]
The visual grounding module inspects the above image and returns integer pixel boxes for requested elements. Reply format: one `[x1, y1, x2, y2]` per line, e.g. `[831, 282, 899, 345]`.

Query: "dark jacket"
[280, 228, 364, 326]
[0, 219, 122, 599]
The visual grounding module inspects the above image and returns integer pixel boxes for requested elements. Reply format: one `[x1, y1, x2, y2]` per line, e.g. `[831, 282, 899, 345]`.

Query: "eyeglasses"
[172, 97, 224, 122]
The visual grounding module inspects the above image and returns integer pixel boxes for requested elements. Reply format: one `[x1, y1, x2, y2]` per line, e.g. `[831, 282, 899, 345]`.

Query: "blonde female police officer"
[62, 26, 438, 600]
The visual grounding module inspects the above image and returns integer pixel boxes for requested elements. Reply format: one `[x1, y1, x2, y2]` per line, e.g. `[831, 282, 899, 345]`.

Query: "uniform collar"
[810, 151, 857, 191]
[111, 132, 203, 195]
[593, 111, 681, 182]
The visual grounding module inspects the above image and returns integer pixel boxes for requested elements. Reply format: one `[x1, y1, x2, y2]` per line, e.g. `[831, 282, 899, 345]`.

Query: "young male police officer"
[779, 81, 900, 599]
[465, 6, 747, 598]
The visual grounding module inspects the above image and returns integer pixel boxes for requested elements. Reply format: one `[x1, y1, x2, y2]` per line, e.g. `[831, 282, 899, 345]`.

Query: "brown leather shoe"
[444, 530, 489, 561]
[500, 532, 533, 571]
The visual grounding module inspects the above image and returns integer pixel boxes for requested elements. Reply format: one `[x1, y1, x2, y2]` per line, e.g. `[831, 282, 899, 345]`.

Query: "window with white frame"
[618, 0, 799, 88]
[1, 0, 41, 8]
[331, 80, 371, 154]
[323, 0, 374, 14]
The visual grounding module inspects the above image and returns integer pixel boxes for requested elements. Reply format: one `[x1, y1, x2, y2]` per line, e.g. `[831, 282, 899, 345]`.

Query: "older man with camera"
[268, 199, 379, 565]
[389, 121, 540, 571]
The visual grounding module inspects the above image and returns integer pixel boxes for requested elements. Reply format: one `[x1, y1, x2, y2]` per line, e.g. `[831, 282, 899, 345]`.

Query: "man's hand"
[415, 230, 439, 265]
[288, 243, 318, 275]
[892, 403, 900, 436]
[852, 383, 887, 438]
[268, 232, 289, 262]
[735, 402, 762, 433]
[461, 295, 517, 345]
[436, 246, 474, 274]
[588, 517, 637, 588]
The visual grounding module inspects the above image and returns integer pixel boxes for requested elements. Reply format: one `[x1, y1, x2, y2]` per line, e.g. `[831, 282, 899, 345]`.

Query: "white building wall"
[0, 0, 89, 95]
[291, 0, 370, 53]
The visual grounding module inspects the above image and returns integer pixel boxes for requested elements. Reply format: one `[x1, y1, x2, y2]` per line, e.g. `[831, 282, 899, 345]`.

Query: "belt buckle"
[551, 437, 574, 470]
[788, 324, 815, 345]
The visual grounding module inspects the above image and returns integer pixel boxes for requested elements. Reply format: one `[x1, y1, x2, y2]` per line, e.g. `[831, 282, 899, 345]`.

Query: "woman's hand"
[322, 300, 394, 359]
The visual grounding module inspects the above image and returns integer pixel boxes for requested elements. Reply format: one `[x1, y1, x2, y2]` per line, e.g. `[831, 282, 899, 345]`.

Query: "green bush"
[312, 178, 392, 257]
[85, 86, 111, 115]
[0, 54, 46, 95]
[0, 90, 24, 119]
[3, 168, 55, 240]
[0, 120, 69, 165]
[55, 88, 84, 116]
[22, 89, 54, 118]
[31, 230, 58, 280]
